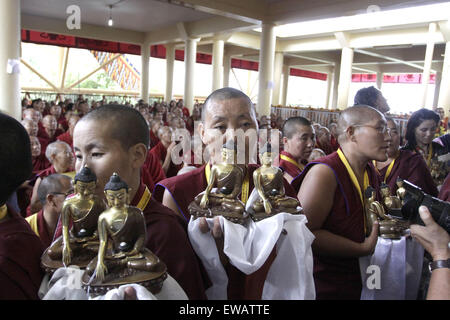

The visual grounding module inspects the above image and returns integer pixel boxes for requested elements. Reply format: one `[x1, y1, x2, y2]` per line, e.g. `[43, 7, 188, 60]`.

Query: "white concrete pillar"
[271, 52, 284, 106]
[0, 0, 21, 120]
[433, 71, 442, 108]
[331, 63, 341, 109]
[281, 65, 289, 106]
[325, 72, 332, 109]
[438, 41, 450, 118]
[212, 39, 224, 91]
[140, 41, 150, 103]
[337, 47, 353, 109]
[421, 22, 437, 108]
[165, 43, 175, 102]
[223, 53, 231, 88]
[184, 38, 198, 112]
[257, 23, 276, 116]
[376, 72, 383, 90]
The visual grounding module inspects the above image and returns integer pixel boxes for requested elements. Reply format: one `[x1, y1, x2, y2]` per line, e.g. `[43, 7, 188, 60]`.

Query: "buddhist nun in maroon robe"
[67, 104, 210, 299]
[279, 117, 315, 184]
[294, 106, 389, 300]
[154, 87, 297, 300]
[373, 118, 438, 197]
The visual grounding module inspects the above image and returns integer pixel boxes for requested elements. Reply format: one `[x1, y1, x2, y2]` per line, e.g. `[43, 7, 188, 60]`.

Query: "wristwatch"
[429, 259, 450, 272]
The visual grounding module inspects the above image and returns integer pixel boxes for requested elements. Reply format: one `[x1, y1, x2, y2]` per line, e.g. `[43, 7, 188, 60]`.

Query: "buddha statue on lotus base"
[41, 166, 105, 274]
[188, 141, 249, 225]
[248, 143, 302, 222]
[81, 173, 166, 296]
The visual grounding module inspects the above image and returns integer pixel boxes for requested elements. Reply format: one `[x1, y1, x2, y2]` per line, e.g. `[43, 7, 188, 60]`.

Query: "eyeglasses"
[353, 124, 391, 135]
[51, 189, 74, 197]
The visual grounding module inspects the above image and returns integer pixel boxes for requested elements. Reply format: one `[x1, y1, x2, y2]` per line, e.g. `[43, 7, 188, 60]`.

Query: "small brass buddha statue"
[42, 166, 106, 273]
[189, 140, 248, 224]
[364, 186, 403, 240]
[82, 173, 167, 296]
[379, 182, 404, 221]
[396, 179, 406, 203]
[249, 143, 301, 221]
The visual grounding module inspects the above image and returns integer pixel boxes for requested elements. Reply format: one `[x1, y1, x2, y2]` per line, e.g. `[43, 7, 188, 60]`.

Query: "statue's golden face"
[75, 181, 96, 199]
[221, 149, 236, 163]
[261, 152, 272, 165]
[381, 187, 389, 196]
[105, 188, 128, 208]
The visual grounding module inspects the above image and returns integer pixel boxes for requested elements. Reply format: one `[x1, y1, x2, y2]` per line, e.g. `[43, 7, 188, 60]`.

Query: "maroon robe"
[438, 172, 450, 202]
[32, 154, 50, 174]
[376, 149, 438, 197]
[153, 163, 297, 299]
[316, 140, 333, 155]
[56, 131, 73, 149]
[140, 166, 155, 191]
[28, 209, 54, 249]
[330, 135, 340, 152]
[131, 182, 210, 299]
[144, 149, 166, 184]
[37, 126, 63, 144]
[0, 206, 45, 299]
[149, 129, 160, 149]
[292, 151, 381, 300]
[57, 115, 68, 132]
[150, 141, 182, 178]
[279, 151, 304, 180]
[37, 165, 57, 180]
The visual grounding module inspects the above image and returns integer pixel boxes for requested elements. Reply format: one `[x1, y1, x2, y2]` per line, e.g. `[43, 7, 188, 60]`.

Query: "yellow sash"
[136, 186, 152, 211]
[280, 154, 305, 171]
[0, 204, 8, 221]
[373, 157, 396, 183]
[337, 149, 369, 233]
[25, 214, 40, 237]
[205, 163, 250, 204]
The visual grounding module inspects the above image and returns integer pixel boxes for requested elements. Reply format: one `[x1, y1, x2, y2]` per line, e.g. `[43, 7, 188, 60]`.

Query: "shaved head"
[79, 104, 149, 150]
[201, 87, 255, 122]
[282, 117, 312, 139]
[337, 105, 384, 144]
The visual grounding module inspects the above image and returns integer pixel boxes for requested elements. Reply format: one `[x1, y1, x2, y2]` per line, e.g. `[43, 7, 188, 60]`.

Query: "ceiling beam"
[21, 13, 145, 44]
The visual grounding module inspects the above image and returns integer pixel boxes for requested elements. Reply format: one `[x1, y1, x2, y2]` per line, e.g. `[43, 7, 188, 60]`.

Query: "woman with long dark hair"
[403, 108, 448, 186]
[403, 109, 444, 163]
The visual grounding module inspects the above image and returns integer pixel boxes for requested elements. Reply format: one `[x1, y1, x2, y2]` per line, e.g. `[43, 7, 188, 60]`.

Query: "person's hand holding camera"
[410, 206, 449, 262]
[410, 205, 449, 300]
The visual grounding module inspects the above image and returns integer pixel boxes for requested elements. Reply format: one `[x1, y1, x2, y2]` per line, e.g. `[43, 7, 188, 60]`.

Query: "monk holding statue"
[248, 143, 302, 221]
[42, 166, 105, 273]
[82, 173, 167, 295]
[189, 140, 248, 224]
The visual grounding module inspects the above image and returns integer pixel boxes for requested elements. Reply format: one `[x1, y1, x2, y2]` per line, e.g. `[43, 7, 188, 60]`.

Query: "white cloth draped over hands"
[359, 235, 424, 300]
[187, 211, 315, 300]
[39, 266, 188, 300]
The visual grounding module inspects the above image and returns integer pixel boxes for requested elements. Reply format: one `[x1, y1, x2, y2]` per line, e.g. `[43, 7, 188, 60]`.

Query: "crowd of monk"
[0, 85, 449, 300]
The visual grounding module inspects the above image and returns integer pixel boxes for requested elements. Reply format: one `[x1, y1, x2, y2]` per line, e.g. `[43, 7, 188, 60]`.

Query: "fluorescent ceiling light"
[255, 2, 450, 38]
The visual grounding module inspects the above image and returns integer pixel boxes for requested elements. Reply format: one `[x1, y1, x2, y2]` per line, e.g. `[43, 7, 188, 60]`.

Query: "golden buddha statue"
[189, 140, 248, 224]
[249, 143, 301, 221]
[82, 173, 167, 296]
[396, 179, 406, 203]
[42, 166, 106, 273]
[380, 182, 402, 210]
[364, 186, 403, 240]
